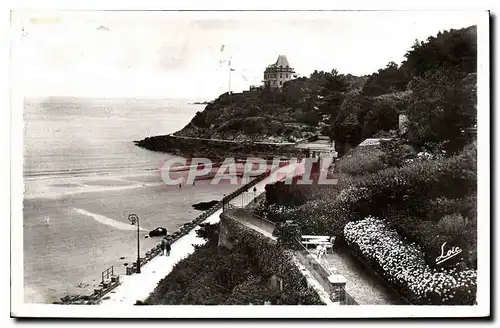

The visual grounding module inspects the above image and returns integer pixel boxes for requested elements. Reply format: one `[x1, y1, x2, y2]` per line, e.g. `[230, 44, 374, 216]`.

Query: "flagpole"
[228, 57, 232, 93]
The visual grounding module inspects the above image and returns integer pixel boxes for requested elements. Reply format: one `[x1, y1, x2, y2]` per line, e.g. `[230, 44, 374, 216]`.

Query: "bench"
[302, 241, 333, 245]
[301, 235, 336, 253]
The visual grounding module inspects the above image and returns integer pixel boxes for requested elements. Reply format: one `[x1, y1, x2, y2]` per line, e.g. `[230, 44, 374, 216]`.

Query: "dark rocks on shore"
[134, 134, 304, 161]
[192, 200, 219, 211]
[149, 227, 168, 237]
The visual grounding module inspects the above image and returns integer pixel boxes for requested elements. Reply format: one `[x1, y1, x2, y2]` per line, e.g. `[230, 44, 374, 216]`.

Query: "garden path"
[323, 248, 406, 305]
[99, 160, 302, 305]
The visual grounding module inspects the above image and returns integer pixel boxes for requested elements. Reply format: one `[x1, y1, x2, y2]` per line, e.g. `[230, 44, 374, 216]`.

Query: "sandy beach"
[21, 97, 229, 303]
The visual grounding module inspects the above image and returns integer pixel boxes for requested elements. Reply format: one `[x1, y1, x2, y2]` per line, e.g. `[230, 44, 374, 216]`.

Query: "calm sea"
[23, 97, 202, 177]
[21, 97, 232, 303]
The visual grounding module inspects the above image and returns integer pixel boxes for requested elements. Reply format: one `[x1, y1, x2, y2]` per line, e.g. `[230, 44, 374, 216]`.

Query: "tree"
[401, 26, 477, 78]
[332, 104, 363, 156]
[361, 61, 409, 96]
[317, 70, 349, 124]
[360, 97, 399, 138]
[406, 68, 476, 153]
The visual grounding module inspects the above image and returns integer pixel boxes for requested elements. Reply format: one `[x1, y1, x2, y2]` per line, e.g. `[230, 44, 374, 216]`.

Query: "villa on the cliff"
[249, 55, 297, 91]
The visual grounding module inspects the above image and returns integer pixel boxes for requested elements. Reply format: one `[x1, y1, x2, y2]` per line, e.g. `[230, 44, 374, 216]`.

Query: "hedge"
[266, 145, 477, 270]
[144, 221, 324, 305]
[344, 217, 477, 305]
[223, 217, 324, 305]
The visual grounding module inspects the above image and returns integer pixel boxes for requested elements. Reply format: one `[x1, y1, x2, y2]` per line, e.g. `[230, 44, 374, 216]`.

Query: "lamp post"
[128, 214, 141, 273]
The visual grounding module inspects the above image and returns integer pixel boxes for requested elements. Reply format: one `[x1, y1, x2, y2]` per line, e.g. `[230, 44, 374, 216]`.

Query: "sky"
[12, 11, 482, 100]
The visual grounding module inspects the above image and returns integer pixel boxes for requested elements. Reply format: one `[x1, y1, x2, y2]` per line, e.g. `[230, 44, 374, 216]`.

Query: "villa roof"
[267, 55, 292, 69]
[264, 55, 295, 74]
[275, 55, 290, 67]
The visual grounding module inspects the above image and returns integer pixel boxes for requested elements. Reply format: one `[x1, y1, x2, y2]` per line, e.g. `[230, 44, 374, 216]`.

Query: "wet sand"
[23, 171, 241, 303]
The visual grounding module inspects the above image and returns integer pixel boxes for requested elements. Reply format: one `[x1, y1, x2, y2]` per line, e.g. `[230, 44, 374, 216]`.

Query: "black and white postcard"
[9, 8, 490, 319]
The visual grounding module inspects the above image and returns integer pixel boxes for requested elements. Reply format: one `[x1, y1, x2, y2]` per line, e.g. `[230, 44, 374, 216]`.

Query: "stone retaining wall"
[294, 250, 347, 304]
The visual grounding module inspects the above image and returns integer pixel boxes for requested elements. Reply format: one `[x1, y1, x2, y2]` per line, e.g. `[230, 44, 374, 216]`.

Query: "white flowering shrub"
[344, 217, 477, 305]
[417, 151, 433, 159]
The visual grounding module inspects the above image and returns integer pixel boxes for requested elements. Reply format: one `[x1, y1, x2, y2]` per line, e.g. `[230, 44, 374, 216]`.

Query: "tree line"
[279, 25, 477, 156]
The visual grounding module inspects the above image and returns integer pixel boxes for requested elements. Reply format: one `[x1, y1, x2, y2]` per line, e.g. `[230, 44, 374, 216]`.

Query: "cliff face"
[175, 87, 323, 143]
[134, 134, 303, 161]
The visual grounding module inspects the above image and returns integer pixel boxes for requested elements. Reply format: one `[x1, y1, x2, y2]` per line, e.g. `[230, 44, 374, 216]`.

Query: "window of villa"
[280, 81, 283, 85]
[286, 74, 288, 78]
[280, 74, 282, 78]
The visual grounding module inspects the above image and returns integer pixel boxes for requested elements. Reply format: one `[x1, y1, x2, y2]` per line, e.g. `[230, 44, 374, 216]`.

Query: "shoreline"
[98, 162, 297, 305]
[23, 173, 242, 304]
[134, 134, 307, 162]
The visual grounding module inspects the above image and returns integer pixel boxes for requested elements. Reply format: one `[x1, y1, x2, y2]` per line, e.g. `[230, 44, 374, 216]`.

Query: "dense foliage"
[344, 217, 476, 305]
[401, 26, 477, 78]
[136, 25, 476, 162]
[330, 25, 476, 155]
[405, 69, 477, 153]
[265, 142, 477, 268]
[336, 145, 385, 175]
[137, 25, 478, 306]
[144, 221, 324, 305]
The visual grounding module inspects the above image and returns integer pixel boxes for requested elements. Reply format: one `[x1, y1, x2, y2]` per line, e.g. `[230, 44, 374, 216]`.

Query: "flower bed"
[344, 217, 477, 305]
[267, 146, 477, 267]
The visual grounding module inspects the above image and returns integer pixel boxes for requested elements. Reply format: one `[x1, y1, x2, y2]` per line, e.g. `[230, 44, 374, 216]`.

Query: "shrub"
[336, 146, 385, 175]
[353, 148, 476, 214]
[273, 220, 302, 250]
[264, 174, 352, 207]
[195, 223, 220, 249]
[437, 213, 468, 235]
[144, 220, 324, 305]
[379, 139, 417, 168]
[223, 217, 324, 305]
[344, 217, 477, 305]
[406, 69, 476, 154]
[265, 147, 477, 268]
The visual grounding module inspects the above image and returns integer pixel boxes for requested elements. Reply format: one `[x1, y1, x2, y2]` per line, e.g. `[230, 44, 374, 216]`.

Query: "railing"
[134, 164, 279, 272]
[223, 207, 276, 238]
[59, 161, 286, 305]
[220, 190, 358, 305]
[227, 191, 258, 208]
[55, 266, 120, 305]
[101, 266, 114, 284]
[245, 211, 276, 233]
[295, 237, 358, 305]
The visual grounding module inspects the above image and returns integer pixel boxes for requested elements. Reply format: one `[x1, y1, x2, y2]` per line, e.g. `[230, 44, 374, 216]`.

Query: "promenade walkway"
[223, 208, 276, 241]
[321, 249, 405, 305]
[99, 160, 304, 305]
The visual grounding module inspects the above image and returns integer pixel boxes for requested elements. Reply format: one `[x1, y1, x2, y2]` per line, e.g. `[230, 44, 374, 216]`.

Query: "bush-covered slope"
[143, 222, 324, 305]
